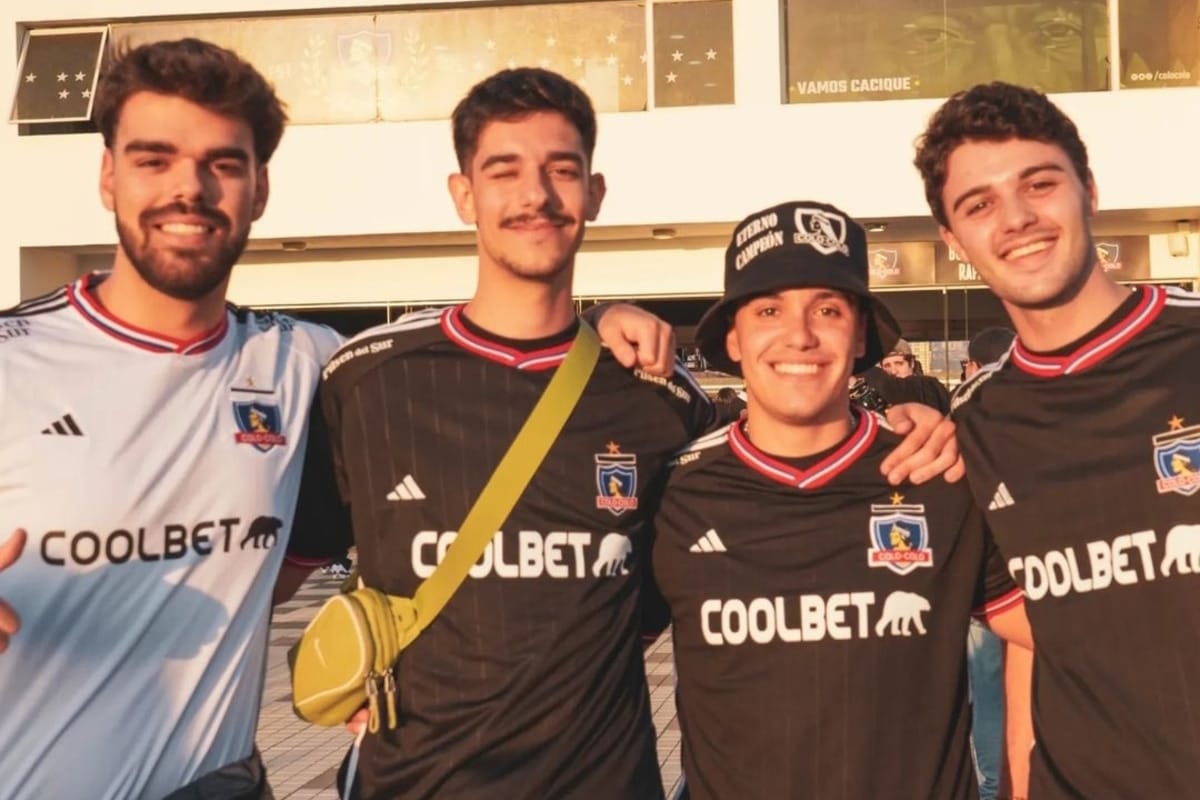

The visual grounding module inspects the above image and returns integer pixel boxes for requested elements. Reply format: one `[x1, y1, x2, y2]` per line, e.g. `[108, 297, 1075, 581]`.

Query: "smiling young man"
[0, 39, 354, 799]
[651, 200, 1031, 800]
[917, 82, 1200, 798]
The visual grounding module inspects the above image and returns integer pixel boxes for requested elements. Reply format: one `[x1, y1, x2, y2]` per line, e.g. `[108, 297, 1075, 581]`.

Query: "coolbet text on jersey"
[953, 285, 1200, 798]
[320, 305, 713, 799]
[0, 274, 350, 800]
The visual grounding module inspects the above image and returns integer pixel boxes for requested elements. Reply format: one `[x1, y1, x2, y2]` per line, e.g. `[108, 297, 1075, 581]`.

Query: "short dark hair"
[93, 38, 287, 165]
[914, 82, 1090, 228]
[451, 67, 597, 172]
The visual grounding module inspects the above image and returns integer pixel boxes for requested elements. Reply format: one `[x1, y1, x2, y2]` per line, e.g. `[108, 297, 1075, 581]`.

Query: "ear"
[1085, 169, 1098, 215]
[100, 149, 116, 212]
[447, 172, 476, 225]
[251, 164, 270, 221]
[854, 310, 868, 360]
[724, 320, 742, 367]
[585, 172, 606, 222]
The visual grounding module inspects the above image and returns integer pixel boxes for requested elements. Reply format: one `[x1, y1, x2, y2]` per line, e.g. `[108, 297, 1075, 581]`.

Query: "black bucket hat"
[695, 200, 901, 375]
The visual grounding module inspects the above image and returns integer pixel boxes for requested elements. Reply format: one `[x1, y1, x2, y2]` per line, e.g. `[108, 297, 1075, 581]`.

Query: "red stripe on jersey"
[728, 409, 879, 489]
[1011, 285, 1164, 377]
[974, 587, 1025, 621]
[441, 305, 570, 371]
[69, 273, 228, 355]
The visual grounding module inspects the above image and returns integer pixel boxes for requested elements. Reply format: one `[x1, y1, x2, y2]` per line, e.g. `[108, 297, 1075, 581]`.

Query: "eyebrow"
[949, 162, 1067, 215]
[477, 151, 585, 172]
[122, 140, 251, 163]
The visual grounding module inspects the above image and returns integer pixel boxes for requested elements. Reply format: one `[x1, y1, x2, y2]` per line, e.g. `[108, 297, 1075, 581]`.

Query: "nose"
[998, 191, 1037, 233]
[170, 159, 211, 205]
[518, 168, 556, 212]
[782, 312, 819, 349]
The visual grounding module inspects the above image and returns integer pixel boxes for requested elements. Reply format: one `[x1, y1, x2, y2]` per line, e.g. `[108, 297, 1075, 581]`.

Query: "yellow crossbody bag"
[290, 320, 601, 732]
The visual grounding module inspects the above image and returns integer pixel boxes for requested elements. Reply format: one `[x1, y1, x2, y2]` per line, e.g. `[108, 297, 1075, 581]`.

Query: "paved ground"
[258, 573, 682, 798]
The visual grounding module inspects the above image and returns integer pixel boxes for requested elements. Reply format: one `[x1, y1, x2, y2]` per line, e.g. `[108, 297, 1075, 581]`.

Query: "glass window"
[1120, 0, 1199, 88]
[653, 0, 735, 107]
[784, 0, 1110, 103]
[10, 27, 107, 124]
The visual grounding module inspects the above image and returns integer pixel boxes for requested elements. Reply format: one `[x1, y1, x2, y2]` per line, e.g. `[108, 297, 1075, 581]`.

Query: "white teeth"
[159, 223, 208, 235]
[1006, 240, 1052, 259]
[774, 363, 818, 375]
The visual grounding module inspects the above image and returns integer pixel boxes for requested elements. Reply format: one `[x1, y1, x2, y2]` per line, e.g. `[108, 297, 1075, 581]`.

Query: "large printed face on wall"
[786, 0, 1110, 102]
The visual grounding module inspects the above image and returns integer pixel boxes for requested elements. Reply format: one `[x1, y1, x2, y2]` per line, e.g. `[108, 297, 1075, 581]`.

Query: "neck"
[95, 254, 228, 340]
[743, 399, 854, 459]
[1006, 266, 1131, 352]
[464, 261, 576, 339]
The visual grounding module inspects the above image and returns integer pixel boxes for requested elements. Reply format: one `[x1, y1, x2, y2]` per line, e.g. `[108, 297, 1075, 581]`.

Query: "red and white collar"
[1010, 285, 1164, 378]
[729, 408, 879, 490]
[440, 305, 573, 371]
[68, 273, 228, 355]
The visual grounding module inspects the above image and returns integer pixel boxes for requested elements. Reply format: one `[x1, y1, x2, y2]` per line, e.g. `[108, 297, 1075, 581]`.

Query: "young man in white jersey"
[0, 37, 744, 799]
[916, 82, 1200, 798]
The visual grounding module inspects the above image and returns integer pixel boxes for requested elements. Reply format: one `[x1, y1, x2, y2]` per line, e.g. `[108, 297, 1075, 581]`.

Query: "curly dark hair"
[93, 38, 287, 165]
[451, 67, 597, 172]
[914, 82, 1090, 228]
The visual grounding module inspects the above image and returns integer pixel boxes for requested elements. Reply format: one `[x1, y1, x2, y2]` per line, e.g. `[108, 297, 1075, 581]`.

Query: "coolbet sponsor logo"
[40, 515, 281, 566]
[595, 441, 639, 515]
[411, 530, 635, 580]
[1008, 524, 1200, 601]
[699, 590, 930, 646]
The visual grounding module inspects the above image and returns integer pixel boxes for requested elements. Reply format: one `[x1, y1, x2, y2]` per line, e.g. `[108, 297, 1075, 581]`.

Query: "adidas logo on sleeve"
[689, 528, 727, 553]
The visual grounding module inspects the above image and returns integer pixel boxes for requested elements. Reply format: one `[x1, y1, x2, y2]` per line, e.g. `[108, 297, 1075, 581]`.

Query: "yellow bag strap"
[388, 319, 601, 638]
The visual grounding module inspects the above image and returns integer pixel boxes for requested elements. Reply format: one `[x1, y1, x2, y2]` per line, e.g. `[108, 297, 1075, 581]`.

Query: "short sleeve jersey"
[652, 410, 1019, 800]
[319, 306, 713, 799]
[0, 275, 351, 800]
[951, 285, 1200, 799]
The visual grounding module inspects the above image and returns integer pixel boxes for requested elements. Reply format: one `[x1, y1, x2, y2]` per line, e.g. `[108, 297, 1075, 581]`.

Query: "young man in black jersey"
[321, 69, 963, 799]
[651, 200, 1032, 800]
[916, 82, 1200, 798]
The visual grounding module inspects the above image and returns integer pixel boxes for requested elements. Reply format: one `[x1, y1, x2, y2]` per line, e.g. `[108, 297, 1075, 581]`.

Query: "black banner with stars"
[11, 28, 107, 123]
[653, 0, 734, 107]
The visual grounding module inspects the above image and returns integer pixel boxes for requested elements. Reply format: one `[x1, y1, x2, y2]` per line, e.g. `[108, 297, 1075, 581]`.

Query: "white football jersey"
[0, 275, 350, 800]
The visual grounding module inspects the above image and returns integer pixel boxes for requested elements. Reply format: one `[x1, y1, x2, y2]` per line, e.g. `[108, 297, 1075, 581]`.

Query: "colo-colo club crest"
[233, 402, 288, 452]
[596, 441, 638, 516]
[1153, 415, 1200, 496]
[868, 494, 933, 575]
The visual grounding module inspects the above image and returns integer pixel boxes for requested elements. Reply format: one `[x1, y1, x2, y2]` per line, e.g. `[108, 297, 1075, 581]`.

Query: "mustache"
[140, 200, 230, 230]
[500, 211, 574, 229]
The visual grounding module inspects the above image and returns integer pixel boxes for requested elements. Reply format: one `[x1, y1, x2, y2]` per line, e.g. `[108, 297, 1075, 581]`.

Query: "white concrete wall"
[3, 0, 1198, 307]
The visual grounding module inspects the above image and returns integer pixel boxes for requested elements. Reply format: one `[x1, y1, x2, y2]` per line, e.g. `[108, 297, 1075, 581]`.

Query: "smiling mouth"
[156, 222, 215, 236]
[772, 363, 820, 375]
[1003, 239, 1054, 260]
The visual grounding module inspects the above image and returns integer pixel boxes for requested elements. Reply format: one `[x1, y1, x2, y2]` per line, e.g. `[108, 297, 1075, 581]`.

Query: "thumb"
[0, 529, 26, 571]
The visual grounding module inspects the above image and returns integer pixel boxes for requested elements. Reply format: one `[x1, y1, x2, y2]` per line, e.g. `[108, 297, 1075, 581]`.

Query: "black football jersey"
[653, 410, 1019, 800]
[320, 306, 713, 799]
[952, 285, 1200, 799]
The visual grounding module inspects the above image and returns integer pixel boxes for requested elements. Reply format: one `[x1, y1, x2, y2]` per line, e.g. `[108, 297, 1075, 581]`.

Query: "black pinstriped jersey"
[0, 274, 349, 800]
[952, 284, 1200, 799]
[320, 305, 714, 800]
[652, 410, 1019, 800]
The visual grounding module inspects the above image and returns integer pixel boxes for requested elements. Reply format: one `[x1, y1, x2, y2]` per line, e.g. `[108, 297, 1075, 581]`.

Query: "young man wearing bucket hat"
[650, 200, 1032, 800]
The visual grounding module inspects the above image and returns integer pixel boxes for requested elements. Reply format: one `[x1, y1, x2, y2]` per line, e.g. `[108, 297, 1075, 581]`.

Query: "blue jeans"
[967, 619, 1004, 800]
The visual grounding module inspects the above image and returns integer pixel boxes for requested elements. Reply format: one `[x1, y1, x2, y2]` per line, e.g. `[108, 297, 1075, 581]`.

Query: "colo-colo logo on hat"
[793, 207, 849, 256]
